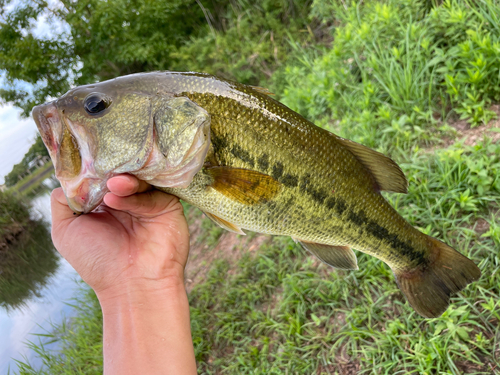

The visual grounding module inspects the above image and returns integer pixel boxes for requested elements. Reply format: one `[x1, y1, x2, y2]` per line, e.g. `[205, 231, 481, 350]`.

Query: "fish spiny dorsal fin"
[294, 239, 358, 270]
[250, 85, 275, 96]
[206, 166, 281, 205]
[203, 211, 246, 235]
[336, 137, 408, 194]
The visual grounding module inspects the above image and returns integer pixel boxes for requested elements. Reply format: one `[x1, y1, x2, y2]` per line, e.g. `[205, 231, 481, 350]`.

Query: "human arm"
[51, 175, 196, 374]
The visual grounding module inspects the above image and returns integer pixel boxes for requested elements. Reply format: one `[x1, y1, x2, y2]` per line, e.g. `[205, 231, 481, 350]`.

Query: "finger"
[51, 188, 78, 224]
[103, 190, 182, 217]
[107, 175, 151, 197]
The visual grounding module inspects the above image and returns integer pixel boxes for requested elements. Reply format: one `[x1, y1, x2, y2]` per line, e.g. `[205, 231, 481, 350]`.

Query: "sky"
[0, 105, 39, 185]
[0, 0, 68, 185]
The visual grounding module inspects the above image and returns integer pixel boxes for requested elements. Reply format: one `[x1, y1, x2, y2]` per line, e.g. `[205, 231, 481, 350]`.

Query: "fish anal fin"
[295, 239, 358, 270]
[336, 137, 408, 194]
[206, 167, 281, 205]
[250, 85, 274, 96]
[394, 237, 481, 318]
[204, 212, 246, 235]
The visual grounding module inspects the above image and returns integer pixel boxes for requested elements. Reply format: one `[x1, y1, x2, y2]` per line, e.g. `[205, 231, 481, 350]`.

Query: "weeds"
[14, 287, 103, 375]
[280, 0, 500, 154]
[16, 137, 500, 373]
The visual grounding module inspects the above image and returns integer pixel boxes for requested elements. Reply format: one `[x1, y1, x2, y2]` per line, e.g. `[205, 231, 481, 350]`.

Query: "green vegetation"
[0, 191, 59, 310]
[0, 0, 317, 116]
[282, 0, 500, 152]
[0, 191, 30, 240]
[0, 220, 59, 310]
[4, 135, 49, 187]
[13, 139, 500, 373]
[14, 287, 103, 375]
[7, 161, 55, 197]
[6, 0, 500, 374]
[197, 216, 225, 248]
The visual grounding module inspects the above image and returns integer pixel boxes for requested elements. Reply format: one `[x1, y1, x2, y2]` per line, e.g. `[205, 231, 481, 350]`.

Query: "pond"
[0, 180, 83, 374]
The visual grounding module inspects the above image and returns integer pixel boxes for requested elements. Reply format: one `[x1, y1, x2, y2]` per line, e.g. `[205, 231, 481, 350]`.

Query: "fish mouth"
[59, 173, 108, 214]
[32, 102, 61, 158]
[33, 103, 108, 214]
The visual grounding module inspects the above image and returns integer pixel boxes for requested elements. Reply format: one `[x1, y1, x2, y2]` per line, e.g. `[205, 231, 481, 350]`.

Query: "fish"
[32, 71, 481, 318]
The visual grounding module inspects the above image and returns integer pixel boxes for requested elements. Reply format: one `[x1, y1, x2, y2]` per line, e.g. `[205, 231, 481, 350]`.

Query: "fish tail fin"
[393, 237, 481, 318]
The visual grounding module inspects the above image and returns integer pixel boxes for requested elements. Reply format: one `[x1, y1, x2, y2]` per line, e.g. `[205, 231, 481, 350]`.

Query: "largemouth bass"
[32, 71, 480, 318]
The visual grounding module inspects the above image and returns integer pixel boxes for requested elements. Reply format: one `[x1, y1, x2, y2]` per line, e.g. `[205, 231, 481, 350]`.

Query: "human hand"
[51, 175, 196, 374]
[50, 174, 190, 298]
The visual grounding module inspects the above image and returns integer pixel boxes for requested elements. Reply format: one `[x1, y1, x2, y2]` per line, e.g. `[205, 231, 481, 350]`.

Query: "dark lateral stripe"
[347, 209, 424, 263]
[299, 174, 327, 204]
[367, 220, 389, 239]
[348, 210, 367, 226]
[257, 154, 269, 171]
[325, 196, 348, 216]
[230, 144, 255, 167]
[211, 132, 228, 149]
[272, 162, 284, 180]
[281, 174, 298, 188]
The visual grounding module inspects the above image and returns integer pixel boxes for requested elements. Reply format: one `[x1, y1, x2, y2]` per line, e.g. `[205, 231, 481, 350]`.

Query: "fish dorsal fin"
[250, 85, 274, 96]
[295, 239, 358, 270]
[204, 211, 246, 235]
[336, 137, 408, 194]
[206, 167, 281, 205]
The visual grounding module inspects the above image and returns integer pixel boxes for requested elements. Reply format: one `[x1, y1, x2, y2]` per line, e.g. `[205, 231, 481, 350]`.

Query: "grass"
[13, 287, 104, 375]
[15, 139, 500, 374]
[11, 0, 500, 374]
[197, 216, 225, 248]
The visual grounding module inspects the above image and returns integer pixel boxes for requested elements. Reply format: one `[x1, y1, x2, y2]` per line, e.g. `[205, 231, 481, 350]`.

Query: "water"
[0, 183, 83, 374]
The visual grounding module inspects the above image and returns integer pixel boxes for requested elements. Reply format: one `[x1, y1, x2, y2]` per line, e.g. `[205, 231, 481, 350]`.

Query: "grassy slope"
[15, 1, 500, 374]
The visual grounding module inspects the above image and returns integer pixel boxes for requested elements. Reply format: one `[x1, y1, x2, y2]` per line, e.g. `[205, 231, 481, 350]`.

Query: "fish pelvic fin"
[206, 166, 281, 205]
[394, 237, 481, 318]
[336, 137, 408, 194]
[203, 211, 246, 235]
[295, 239, 358, 270]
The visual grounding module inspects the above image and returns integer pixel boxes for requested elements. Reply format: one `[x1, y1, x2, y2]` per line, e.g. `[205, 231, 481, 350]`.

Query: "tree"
[4, 135, 49, 187]
[0, 0, 315, 116]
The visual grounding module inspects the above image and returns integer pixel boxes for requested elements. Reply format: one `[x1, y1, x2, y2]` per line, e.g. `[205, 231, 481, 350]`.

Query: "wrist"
[97, 271, 196, 375]
[96, 274, 186, 314]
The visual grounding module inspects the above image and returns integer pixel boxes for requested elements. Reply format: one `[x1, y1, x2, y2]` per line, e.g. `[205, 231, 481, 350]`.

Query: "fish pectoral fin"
[295, 239, 358, 270]
[206, 167, 281, 205]
[336, 137, 408, 194]
[250, 85, 274, 96]
[203, 212, 246, 235]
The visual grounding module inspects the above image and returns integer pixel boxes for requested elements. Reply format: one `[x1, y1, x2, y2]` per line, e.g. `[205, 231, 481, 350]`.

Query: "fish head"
[32, 74, 211, 214]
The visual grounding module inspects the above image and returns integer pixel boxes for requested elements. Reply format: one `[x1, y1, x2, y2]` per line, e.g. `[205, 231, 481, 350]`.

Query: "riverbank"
[0, 191, 30, 247]
[7, 161, 54, 196]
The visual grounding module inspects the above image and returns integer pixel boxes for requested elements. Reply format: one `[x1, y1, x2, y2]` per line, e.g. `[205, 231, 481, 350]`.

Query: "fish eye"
[84, 93, 111, 115]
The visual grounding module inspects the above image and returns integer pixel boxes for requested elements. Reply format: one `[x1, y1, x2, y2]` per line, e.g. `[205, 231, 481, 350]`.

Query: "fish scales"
[158, 74, 427, 270]
[32, 71, 481, 318]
